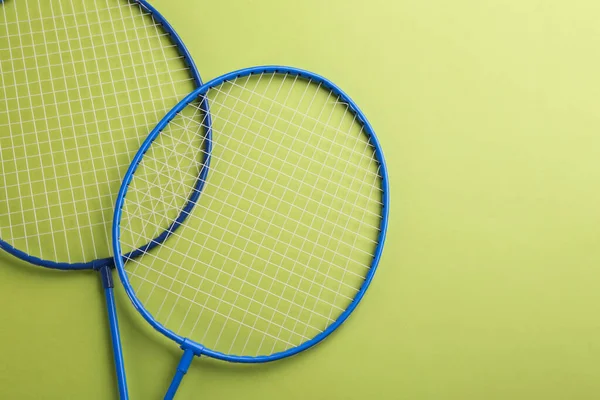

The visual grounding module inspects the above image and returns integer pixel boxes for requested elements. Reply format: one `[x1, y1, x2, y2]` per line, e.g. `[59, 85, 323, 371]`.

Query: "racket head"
[113, 65, 389, 363]
[0, 0, 206, 270]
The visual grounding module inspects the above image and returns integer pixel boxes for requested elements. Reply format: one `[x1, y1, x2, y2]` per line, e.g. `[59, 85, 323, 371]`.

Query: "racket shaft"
[164, 348, 195, 400]
[101, 266, 128, 399]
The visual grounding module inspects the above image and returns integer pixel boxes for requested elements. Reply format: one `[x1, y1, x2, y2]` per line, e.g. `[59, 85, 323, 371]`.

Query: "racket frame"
[112, 65, 390, 366]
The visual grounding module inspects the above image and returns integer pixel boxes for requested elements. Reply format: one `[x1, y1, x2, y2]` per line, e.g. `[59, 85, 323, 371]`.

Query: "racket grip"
[164, 348, 195, 400]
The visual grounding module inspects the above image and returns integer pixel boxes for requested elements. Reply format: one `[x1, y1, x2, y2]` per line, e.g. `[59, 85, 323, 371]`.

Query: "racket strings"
[120, 72, 384, 356]
[131, 109, 383, 228]
[124, 145, 358, 332]
[203, 91, 382, 189]
[176, 111, 384, 210]
[0, 27, 171, 54]
[238, 78, 382, 355]
[120, 91, 342, 350]
[128, 73, 376, 352]
[0, 0, 196, 263]
[120, 101, 376, 279]
[211, 81, 379, 160]
[127, 269, 306, 348]
[124, 127, 381, 249]
[1, 60, 190, 86]
[267, 108, 379, 353]
[1, 2, 149, 23]
[125, 171, 376, 277]
[126, 181, 375, 281]
[124, 206, 362, 299]
[127, 259, 333, 338]
[0, 86, 195, 135]
[2, 146, 194, 240]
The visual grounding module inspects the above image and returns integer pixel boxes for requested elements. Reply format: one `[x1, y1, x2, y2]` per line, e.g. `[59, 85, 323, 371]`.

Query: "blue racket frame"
[112, 65, 390, 399]
[0, 1, 209, 398]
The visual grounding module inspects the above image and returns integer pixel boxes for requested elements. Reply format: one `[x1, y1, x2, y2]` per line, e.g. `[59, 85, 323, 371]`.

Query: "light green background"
[2, 0, 600, 398]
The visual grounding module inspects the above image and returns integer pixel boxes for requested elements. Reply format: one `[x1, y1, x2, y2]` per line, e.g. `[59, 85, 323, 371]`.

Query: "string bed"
[0, 0, 196, 264]
[118, 71, 385, 357]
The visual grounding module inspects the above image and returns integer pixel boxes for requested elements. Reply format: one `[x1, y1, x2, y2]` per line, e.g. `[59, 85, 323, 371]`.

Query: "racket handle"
[164, 348, 195, 400]
[101, 266, 129, 400]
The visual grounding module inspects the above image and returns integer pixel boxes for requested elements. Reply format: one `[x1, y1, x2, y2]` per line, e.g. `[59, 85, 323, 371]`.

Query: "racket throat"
[98, 265, 114, 289]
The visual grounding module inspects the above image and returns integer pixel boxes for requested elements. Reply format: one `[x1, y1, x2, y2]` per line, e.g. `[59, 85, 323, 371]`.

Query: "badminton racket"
[112, 65, 389, 399]
[0, 1, 208, 398]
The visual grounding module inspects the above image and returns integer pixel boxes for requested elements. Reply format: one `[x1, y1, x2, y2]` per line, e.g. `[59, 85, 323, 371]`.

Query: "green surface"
[2, 0, 600, 399]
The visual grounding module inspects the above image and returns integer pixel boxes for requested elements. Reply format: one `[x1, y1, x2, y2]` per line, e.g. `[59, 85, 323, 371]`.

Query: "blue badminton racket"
[112, 65, 389, 399]
[0, 1, 208, 398]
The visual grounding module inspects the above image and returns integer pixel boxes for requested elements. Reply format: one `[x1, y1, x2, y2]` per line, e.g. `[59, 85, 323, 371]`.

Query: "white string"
[134, 130, 382, 232]
[129, 269, 300, 348]
[128, 164, 372, 278]
[119, 72, 385, 357]
[210, 83, 376, 160]
[132, 118, 381, 247]
[140, 100, 208, 312]
[198, 91, 382, 184]
[168, 75, 268, 335]
[268, 90, 357, 353]
[0, 0, 196, 263]
[1, 2, 146, 24]
[3, 0, 34, 257]
[233, 76, 318, 354]
[0, 23, 170, 47]
[202, 73, 298, 351]
[175, 113, 383, 208]
[294, 113, 377, 347]
[247, 76, 336, 354]
[2, 66, 189, 90]
[174, 76, 281, 340]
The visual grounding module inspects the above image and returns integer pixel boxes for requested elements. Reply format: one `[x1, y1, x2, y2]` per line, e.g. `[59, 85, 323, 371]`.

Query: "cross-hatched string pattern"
[118, 71, 385, 357]
[0, 0, 197, 264]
